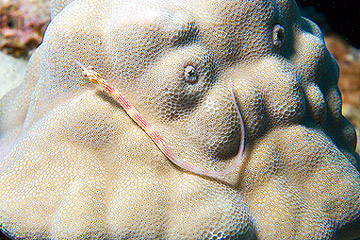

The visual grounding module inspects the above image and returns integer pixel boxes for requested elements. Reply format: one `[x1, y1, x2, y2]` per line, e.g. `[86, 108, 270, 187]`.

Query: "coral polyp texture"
[1, 0, 360, 239]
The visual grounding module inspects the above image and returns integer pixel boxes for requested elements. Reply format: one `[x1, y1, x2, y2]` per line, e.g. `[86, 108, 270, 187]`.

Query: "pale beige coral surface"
[0, 0, 360, 239]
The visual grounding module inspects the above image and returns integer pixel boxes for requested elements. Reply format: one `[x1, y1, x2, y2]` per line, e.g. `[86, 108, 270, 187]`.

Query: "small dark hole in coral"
[8, 19, 15, 28]
[273, 24, 285, 49]
[184, 65, 198, 84]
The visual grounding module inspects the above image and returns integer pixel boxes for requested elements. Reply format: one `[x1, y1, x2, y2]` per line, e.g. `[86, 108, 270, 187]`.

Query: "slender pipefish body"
[73, 58, 245, 178]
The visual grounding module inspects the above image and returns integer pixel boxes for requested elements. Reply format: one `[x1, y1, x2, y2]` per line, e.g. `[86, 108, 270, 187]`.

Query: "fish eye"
[272, 24, 285, 49]
[184, 65, 198, 84]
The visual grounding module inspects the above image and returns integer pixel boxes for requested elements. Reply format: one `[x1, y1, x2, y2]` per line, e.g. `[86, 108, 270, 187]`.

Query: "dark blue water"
[297, 0, 360, 48]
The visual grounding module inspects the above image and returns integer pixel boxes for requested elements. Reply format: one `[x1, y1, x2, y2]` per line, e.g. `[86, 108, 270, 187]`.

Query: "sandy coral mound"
[0, 0, 360, 239]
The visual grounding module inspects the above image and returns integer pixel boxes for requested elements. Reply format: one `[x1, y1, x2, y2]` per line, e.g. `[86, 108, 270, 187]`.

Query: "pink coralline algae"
[0, 1, 50, 57]
[325, 34, 360, 154]
[325, 34, 360, 109]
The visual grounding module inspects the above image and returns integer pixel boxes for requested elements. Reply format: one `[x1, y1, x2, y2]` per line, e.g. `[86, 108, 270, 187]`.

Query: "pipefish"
[73, 58, 245, 178]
